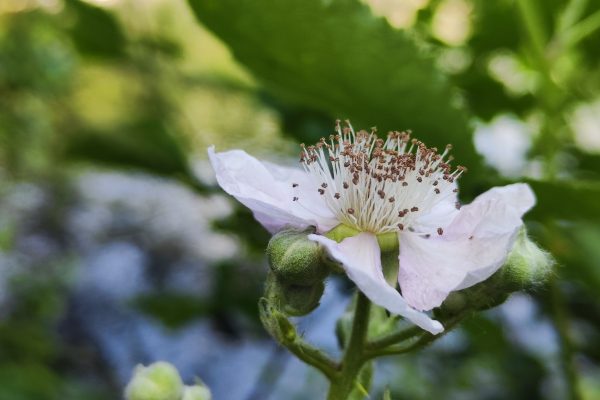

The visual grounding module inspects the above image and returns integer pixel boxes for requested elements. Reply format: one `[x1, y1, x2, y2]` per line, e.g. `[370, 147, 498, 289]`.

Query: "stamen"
[298, 121, 464, 234]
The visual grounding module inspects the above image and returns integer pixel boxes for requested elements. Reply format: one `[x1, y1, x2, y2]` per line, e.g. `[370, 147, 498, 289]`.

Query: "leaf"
[187, 0, 484, 185]
[525, 179, 600, 221]
[64, 119, 206, 193]
[64, 0, 126, 59]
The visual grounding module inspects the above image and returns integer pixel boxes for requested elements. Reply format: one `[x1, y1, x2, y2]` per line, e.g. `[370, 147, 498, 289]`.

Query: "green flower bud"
[498, 228, 554, 291]
[267, 228, 329, 286]
[438, 228, 553, 315]
[265, 272, 325, 316]
[125, 362, 183, 400]
[182, 384, 212, 400]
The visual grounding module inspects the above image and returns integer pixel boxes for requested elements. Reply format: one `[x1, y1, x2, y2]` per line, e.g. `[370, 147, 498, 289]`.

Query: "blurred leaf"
[187, 0, 484, 185]
[64, 0, 126, 59]
[64, 119, 206, 192]
[133, 293, 210, 329]
[526, 179, 600, 221]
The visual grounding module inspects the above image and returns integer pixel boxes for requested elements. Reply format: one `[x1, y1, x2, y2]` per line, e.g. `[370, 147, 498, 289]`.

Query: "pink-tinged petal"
[208, 147, 338, 233]
[399, 183, 536, 311]
[309, 232, 444, 334]
[412, 189, 459, 233]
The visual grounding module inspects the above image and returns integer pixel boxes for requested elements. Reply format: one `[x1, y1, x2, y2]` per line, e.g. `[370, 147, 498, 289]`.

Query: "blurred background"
[1, 0, 600, 399]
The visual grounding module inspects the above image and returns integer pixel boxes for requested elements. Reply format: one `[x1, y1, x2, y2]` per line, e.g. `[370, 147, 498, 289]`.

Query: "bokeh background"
[1, 0, 600, 399]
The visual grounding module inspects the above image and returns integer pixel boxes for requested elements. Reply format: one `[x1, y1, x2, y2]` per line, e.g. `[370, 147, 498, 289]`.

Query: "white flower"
[208, 121, 535, 334]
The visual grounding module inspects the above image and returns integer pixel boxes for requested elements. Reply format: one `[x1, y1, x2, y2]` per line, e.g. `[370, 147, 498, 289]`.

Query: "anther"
[293, 197, 299, 201]
[397, 223, 404, 230]
[437, 228, 443, 235]
[334, 193, 341, 199]
[321, 183, 328, 188]
[411, 207, 419, 212]
[347, 208, 355, 214]
[292, 183, 299, 188]
[318, 189, 325, 195]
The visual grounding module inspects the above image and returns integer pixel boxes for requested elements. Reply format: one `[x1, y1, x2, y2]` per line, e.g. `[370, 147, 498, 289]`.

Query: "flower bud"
[267, 228, 329, 286]
[125, 362, 183, 400]
[182, 384, 212, 400]
[265, 272, 325, 316]
[438, 228, 553, 315]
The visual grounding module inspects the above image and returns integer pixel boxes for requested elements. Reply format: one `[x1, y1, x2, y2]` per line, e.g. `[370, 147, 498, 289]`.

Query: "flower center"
[294, 121, 465, 234]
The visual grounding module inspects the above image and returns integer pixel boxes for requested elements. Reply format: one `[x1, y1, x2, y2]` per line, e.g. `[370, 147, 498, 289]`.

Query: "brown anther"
[398, 211, 406, 217]
[343, 182, 349, 189]
[293, 197, 299, 201]
[292, 183, 299, 188]
[321, 183, 328, 188]
[434, 188, 441, 194]
[402, 182, 408, 187]
[455, 202, 461, 210]
[397, 223, 404, 230]
[388, 197, 395, 203]
[318, 189, 325, 195]
[417, 177, 423, 183]
[433, 181, 438, 186]
[347, 208, 355, 215]
[411, 207, 419, 212]
[469, 235, 474, 240]
[437, 228, 443, 235]
[453, 188, 459, 193]
[334, 193, 341, 199]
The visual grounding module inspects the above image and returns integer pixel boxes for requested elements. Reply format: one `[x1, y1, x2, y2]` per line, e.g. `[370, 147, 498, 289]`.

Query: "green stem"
[284, 336, 340, 381]
[366, 325, 422, 351]
[327, 292, 371, 400]
[549, 276, 582, 400]
[363, 311, 468, 360]
[562, 9, 600, 48]
[557, 0, 589, 33]
[515, 0, 548, 62]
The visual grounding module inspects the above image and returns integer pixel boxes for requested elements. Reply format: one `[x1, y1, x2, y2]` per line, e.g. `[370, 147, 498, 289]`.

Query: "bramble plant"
[209, 121, 553, 399]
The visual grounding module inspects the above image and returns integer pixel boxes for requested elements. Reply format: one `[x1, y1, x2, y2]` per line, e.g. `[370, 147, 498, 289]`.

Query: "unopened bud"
[267, 228, 329, 286]
[438, 228, 553, 314]
[125, 362, 183, 400]
[265, 272, 325, 316]
[182, 384, 212, 400]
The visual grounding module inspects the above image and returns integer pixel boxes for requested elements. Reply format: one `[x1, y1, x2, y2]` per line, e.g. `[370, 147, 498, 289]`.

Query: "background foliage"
[1, 0, 600, 398]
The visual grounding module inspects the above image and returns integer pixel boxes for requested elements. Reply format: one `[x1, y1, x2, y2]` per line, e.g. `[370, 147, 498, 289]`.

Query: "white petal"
[399, 183, 536, 311]
[412, 187, 459, 233]
[208, 147, 338, 233]
[309, 232, 444, 334]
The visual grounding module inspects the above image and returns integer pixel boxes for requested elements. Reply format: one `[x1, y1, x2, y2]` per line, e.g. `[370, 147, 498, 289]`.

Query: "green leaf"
[64, 119, 206, 192]
[525, 179, 600, 221]
[64, 0, 126, 59]
[187, 0, 483, 184]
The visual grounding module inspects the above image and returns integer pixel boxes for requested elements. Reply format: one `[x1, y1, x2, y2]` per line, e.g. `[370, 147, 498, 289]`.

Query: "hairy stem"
[327, 292, 371, 400]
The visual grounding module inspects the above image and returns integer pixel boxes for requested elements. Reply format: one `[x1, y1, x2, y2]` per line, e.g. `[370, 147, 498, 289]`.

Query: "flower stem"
[549, 276, 582, 400]
[327, 292, 371, 400]
[366, 325, 422, 351]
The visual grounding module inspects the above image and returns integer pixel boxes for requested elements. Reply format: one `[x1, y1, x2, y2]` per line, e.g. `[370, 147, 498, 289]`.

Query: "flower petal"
[208, 147, 338, 233]
[399, 183, 536, 311]
[309, 232, 444, 334]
